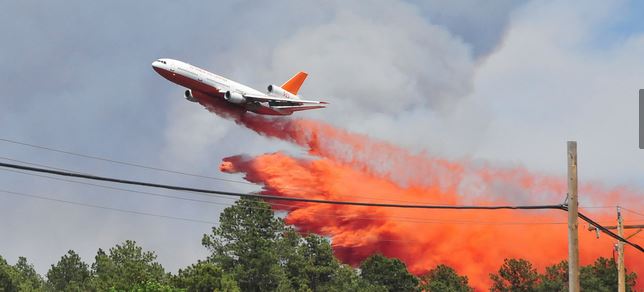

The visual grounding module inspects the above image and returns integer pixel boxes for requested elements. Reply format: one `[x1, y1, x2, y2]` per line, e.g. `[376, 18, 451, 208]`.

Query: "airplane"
[152, 58, 327, 115]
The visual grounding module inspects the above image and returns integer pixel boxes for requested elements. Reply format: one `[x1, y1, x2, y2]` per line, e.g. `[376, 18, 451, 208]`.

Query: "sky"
[1, 0, 643, 276]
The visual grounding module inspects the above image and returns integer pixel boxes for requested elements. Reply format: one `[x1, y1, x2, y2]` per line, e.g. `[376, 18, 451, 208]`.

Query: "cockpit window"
[157, 60, 167, 64]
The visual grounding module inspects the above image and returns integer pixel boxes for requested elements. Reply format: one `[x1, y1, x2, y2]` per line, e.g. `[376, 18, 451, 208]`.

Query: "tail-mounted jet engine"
[267, 84, 298, 100]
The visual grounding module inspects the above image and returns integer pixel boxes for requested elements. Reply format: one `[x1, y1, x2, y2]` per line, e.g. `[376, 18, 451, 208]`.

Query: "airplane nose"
[151, 61, 159, 68]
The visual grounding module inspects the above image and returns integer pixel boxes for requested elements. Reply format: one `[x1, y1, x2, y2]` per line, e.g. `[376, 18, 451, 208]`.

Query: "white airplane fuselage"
[152, 58, 325, 115]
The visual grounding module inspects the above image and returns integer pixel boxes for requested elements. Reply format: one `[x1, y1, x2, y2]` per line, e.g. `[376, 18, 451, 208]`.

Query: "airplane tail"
[281, 71, 308, 95]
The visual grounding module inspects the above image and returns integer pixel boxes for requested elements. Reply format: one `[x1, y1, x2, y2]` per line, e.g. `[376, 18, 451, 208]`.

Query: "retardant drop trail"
[201, 98, 643, 289]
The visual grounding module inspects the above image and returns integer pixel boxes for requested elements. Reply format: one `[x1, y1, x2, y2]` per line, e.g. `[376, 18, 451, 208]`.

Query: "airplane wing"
[274, 105, 327, 114]
[243, 93, 328, 105]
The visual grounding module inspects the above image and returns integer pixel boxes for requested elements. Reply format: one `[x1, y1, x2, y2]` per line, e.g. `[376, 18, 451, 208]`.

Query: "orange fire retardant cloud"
[200, 96, 643, 289]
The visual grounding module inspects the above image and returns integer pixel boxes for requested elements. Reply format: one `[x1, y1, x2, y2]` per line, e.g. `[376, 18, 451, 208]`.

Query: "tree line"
[0, 198, 638, 291]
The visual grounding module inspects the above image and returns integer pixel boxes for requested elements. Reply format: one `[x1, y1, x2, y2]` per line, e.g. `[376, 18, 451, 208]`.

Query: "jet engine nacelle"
[224, 91, 246, 104]
[267, 84, 298, 99]
[184, 90, 197, 102]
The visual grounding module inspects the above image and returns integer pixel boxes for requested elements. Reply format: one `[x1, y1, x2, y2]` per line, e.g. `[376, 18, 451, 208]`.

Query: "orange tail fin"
[281, 71, 308, 95]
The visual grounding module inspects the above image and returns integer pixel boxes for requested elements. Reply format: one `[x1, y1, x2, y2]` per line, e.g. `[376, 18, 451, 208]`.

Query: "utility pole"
[587, 220, 644, 291]
[617, 207, 624, 292]
[567, 141, 580, 292]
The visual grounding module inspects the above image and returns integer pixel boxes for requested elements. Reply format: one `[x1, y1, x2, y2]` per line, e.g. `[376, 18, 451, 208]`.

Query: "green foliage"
[46, 250, 91, 291]
[419, 264, 473, 292]
[489, 258, 538, 292]
[131, 281, 184, 292]
[535, 260, 567, 292]
[280, 231, 345, 291]
[172, 261, 239, 292]
[1, 198, 640, 292]
[580, 257, 637, 292]
[359, 254, 419, 292]
[89, 240, 167, 291]
[533, 258, 638, 292]
[201, 197, 372, 291]
[490, 257, 638, 292]
[0, 255, 20, 292]
[315, 263, 381, 292]
[202, 198, 287, 291]
[14, 257, 45, 291]
[0, 256, 45, 292]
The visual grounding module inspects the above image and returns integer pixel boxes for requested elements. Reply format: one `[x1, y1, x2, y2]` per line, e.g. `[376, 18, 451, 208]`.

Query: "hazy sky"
[1, 0, 643, 274]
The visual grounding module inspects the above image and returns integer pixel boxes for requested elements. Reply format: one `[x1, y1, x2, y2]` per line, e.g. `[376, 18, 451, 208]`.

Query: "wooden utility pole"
[587, 223, 644, 291]
[617, 207, 625, 292]
[567, 141, 580, 292]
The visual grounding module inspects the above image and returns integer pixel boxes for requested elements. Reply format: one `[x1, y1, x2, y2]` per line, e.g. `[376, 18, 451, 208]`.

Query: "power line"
[0, 156, 632, 225]
[0, 157, 239, 203]
[0, 188, 433, 245]
[0, 189, 217, 224]
[0, 138, 429, 204]
[0, 155, 421, 206]
[3, 139, 629, 209]
[0, 139, 447, 205]
[0, 161, 565, 210]
[10, 164, 639, 226]
[1, 168, 574, 226]
[566, 207, 644, 253]
[1, 168, 238, 207]
[1, 138, 634, 209]
[621, 207, 644, 218]
[1, 161, 641, 252]
[0, 156, 84, 174]
[0, 138, 252, 185]
[1, 187, 640, 246]
[579, 205, 618, 209]
[0, 188, 471, 245]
